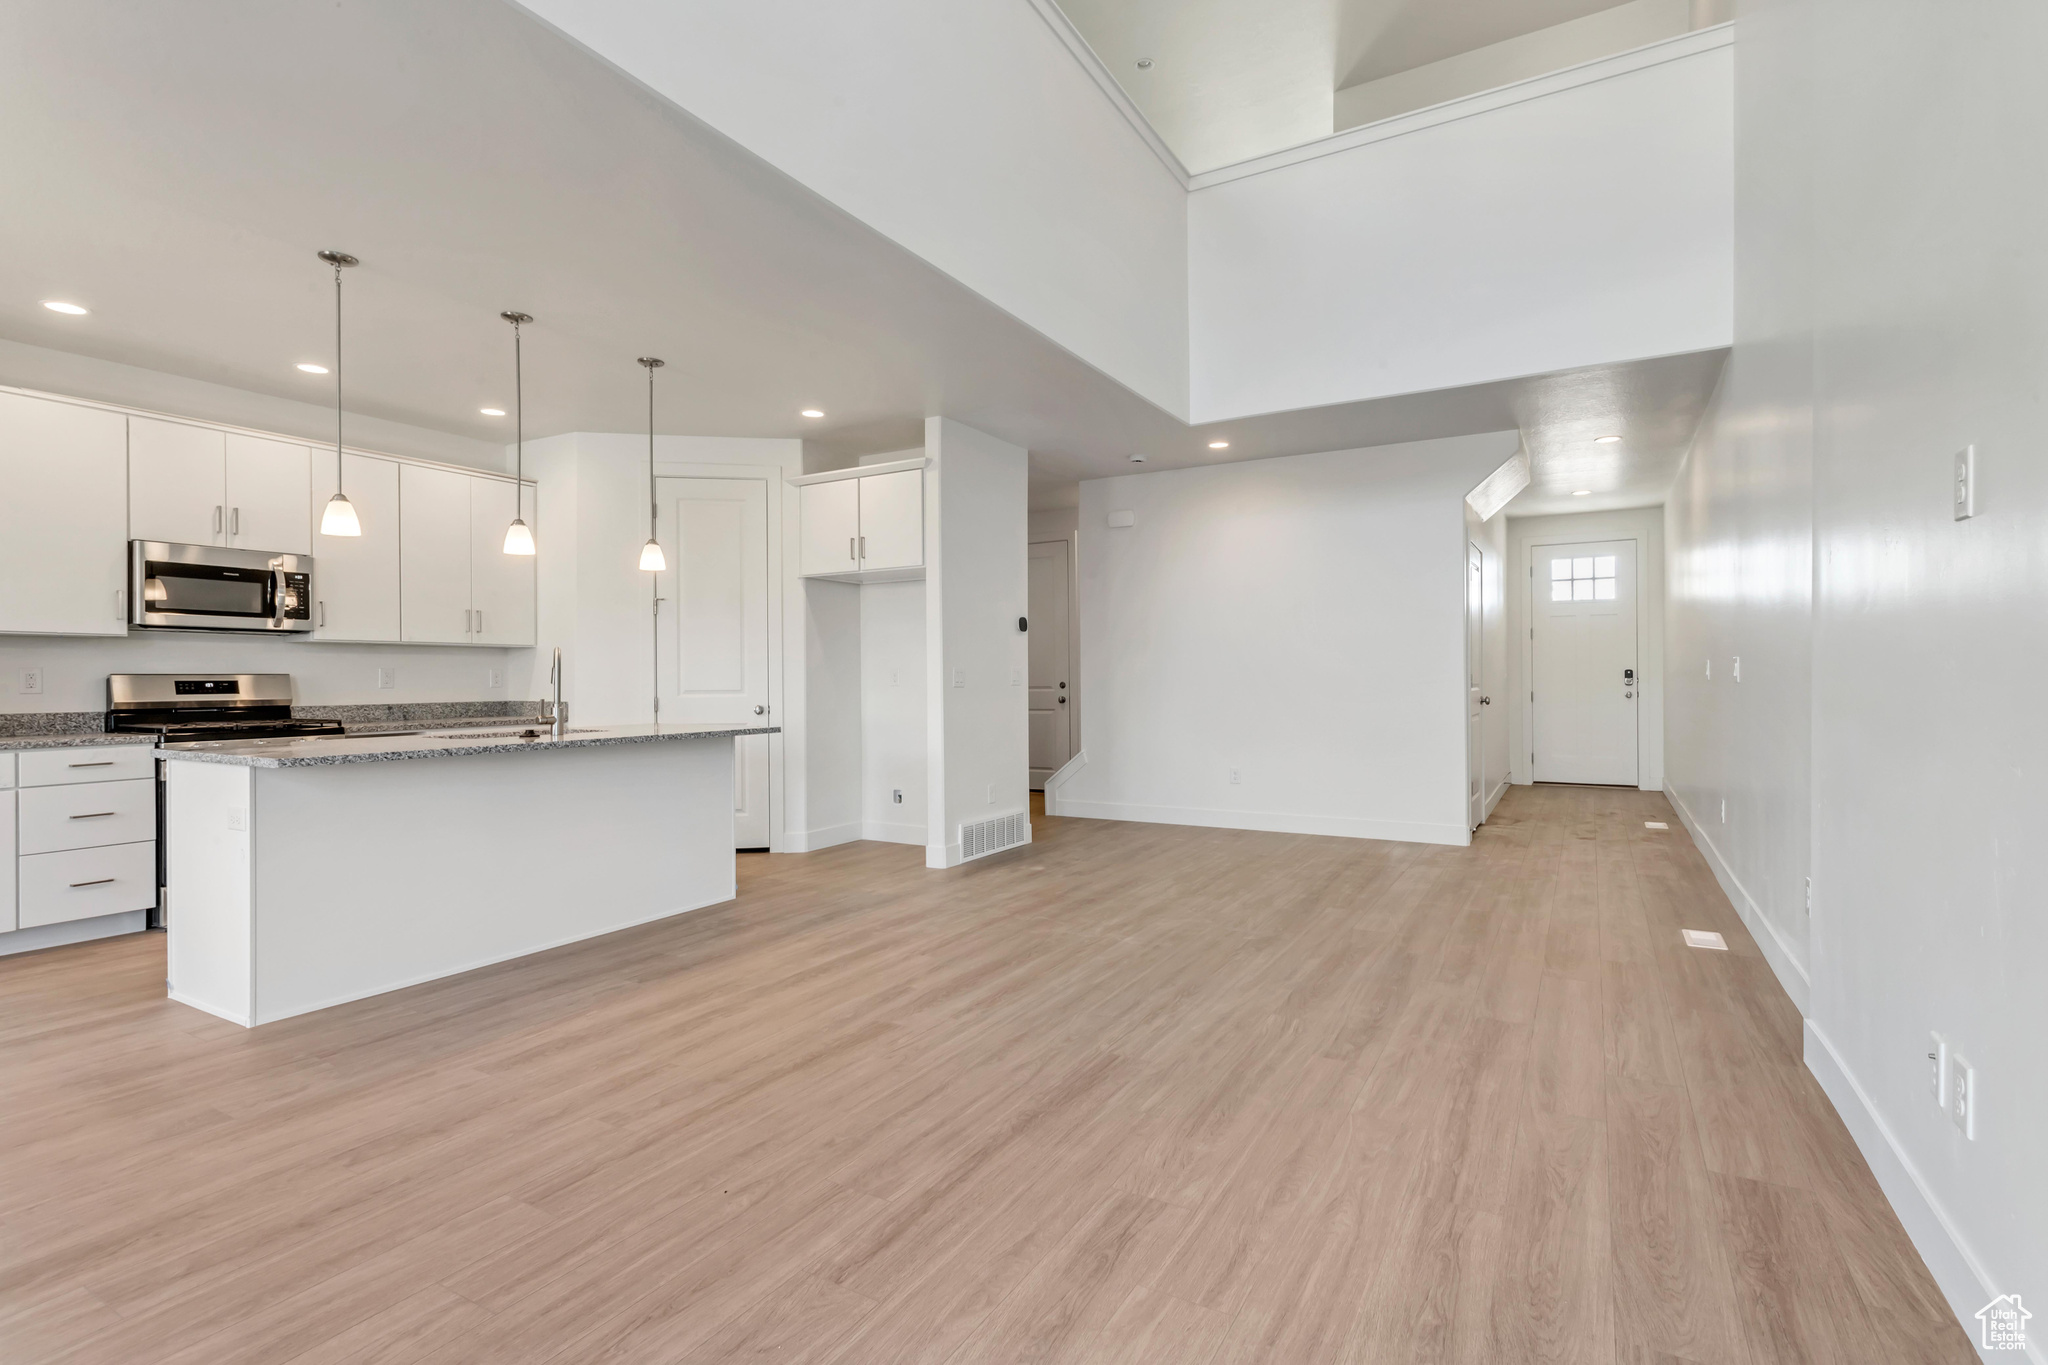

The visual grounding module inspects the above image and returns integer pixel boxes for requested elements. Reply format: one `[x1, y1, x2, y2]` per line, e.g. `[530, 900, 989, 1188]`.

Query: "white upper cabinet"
[224, 434, 310, 554]
[310, 452, 400, 642]
[130, 417, 226, 546]
[468, 477, 536, 646]
[399, 464, 472, 645]
[131, 420, 310, 552]
[0, 393, 128, 636]
[799, 479, 861, 577]
[796, 462, 926, 581]
[857, 469, 923, 572]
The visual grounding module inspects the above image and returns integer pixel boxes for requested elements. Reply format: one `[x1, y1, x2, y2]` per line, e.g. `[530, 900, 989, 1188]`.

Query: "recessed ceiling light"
[42, 300, 88, 315]
[1136, 58, 1153, 69]
[479, 407, 505, 416]
[1130, 453, 1146, 462]
[296, 362, 329, 374]
[800, 408, 824, 418]
[1207, 440, 1229, 449]
[1572, 489, 1593, 496]
[1594, 435, 1622, 444]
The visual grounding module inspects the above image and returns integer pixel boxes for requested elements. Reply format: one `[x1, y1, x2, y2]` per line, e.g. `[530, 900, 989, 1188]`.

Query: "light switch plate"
[1107, 510, 1136, 528]
[1953, 445, 1975, 520]
[1732, 656, 1742, 682]
[1928, 1031, 1948, 1107]
[487, 668, 503, 689]
[1951, 1053, 1975, 1137]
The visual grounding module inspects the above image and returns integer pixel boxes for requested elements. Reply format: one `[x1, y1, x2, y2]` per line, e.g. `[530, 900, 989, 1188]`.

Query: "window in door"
[1550, 554, 1617, 601]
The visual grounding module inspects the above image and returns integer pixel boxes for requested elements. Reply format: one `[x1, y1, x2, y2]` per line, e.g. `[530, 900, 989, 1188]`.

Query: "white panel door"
[1532, 539, 1639, 785]
[130, 417, 226, 546]
[399, 464, 472, 644]
[798, 479, 860, 577]
[223, 433, 311, 554]
[468, 477, 536, 645]
[857, 469, 923, 571]
[310, 453, 401, 642]
[656, 477, 770, 848]
[1027, 541, 1071, 787]
[0, 394, 128, 636]
[1468, 542, 1485, 829]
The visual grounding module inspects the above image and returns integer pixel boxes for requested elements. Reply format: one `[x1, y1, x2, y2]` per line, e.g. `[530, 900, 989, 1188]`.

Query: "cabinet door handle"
[229, 506, 240, 536]
[213, 505, 223, 535]
[464, 609, 472, 634]
[475, 610, 484, 635]
[858, 535, 866, 560]
[318, 600, 326, 628]
[70, 878, 116, 889]
[70, 811, 117, 820]
[69, 761, 115, 768]
[115, 587, 126, 620]
[849, 536, 856, 562]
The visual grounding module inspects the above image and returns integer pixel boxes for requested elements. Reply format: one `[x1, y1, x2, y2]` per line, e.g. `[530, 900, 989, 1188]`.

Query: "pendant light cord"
[513, 318, 523, 519]
[333, 261, 344, 496]
[648, 362, 657, 538]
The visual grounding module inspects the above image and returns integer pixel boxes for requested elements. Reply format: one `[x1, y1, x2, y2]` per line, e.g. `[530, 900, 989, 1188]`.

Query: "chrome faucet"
[539, 646, 567, 739]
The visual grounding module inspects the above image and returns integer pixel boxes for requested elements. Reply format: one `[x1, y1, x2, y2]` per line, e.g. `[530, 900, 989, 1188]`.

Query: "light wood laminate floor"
[0, 786, 1970, 1364]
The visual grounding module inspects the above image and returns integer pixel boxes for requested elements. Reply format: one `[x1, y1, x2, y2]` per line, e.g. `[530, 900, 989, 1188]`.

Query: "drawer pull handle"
[69, 761, 116, 768]
[69, 878, 116, 888]
[70, 811, 117, 820]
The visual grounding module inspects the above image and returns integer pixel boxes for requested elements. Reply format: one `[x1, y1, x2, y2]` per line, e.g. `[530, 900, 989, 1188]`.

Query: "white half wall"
[1059, 431, 1520, 844]
[1188, 31, 1733, 422]
[1507, 506, 1668, 793]
[923, 418, 1029, 868]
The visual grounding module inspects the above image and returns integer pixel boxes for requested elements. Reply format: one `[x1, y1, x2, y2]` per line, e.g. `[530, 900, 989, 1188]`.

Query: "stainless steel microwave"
[129, 541, 314, 633]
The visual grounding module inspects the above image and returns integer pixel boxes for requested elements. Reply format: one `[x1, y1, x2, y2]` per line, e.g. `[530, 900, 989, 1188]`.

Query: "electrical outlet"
[487, 668, 503, 689]
[953, 668, 965, 689]
[986, 783, 994, 804]
[376, 666, 396, 690]
[890, 670, 899, 687]
[1951, 1053, 1976, 1138]
[1011, 668, 1022, 687]
[18, 667, 42, 695]
[1732, 656, 1742, 682]
[892, 789, 903, 805]
[1953, 445, 1976, 520]
[1928, 1032, 1948, 1107]
[1705, 658, 1712, 680]
[225, 807, 247, 832]
[1229, 768, 1241, 785]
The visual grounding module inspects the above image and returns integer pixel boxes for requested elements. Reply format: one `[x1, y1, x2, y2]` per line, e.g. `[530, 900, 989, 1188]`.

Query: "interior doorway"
[654, 476, 772, 848]
[1028, 540, 1074, 789]
[1467, 541, 1488, 828]
[1528, 538, 1639, 786]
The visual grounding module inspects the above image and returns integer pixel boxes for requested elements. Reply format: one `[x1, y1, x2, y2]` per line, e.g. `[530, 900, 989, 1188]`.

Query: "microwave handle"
[271, 567, 289, 625]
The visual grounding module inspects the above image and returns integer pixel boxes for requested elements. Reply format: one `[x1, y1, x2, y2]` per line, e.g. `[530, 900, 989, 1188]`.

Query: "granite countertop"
[0, 732, 157, 753]
[156, 724, 779, 768]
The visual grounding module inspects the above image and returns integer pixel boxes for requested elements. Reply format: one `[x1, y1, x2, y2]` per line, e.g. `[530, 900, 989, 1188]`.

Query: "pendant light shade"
[502, 311, 536, 555]
[317, 250, 363, 537]
[637, 356, 665, 572]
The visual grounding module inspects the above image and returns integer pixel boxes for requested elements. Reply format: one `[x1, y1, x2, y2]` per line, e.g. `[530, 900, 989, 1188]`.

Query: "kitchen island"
[160, 723, 775, 1026]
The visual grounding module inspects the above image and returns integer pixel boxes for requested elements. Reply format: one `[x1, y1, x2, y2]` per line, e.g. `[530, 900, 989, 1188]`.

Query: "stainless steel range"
[105, 674, 344, 930]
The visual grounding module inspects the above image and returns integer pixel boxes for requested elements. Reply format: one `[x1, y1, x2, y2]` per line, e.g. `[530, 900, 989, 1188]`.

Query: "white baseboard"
[860, 818, 925, 846]
[0, 909, 148, 957]
[1042, 750, 1086, 816]
[782, 821, 862, 852]
[1804, 1020, 2034, 1364]
[167, 989, 251, 1028]
[1052, 797, 1468, 847]
[1667, 788, 1810, 1014]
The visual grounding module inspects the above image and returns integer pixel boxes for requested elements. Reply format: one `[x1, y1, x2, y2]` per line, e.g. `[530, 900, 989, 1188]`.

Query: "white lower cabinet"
[0, 790, 15, 933]
[19, 842, 157, 928]
[18, 778, 156, 855]
[311, 453, 402, 642]
[0, 393, 128, 636]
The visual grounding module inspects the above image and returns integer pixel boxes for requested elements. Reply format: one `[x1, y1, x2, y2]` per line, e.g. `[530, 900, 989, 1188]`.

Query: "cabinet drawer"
[19, 841, 157, 928]
[19, 777, 156, 854]
[18, 745, 155, 786]
[0, 752, 14, 789]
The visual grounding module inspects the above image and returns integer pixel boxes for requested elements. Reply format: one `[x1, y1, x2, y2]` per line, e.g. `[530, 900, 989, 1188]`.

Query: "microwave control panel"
[279, 571, 311, 620]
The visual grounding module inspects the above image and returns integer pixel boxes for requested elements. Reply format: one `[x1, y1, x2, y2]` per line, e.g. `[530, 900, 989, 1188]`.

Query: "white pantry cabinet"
[794, 459, 926, 583]
[0, 393, 128, 636]
[130, 417, 310, 553]
[309, 452, 401, 642]
[399, 464, 536, 646]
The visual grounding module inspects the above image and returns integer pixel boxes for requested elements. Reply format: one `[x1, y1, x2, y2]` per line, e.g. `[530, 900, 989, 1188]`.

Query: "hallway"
[0, 788, 1968, 1363]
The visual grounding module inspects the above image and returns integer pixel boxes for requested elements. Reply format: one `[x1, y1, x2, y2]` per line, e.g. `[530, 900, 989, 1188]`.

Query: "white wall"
[1664, 0, 2047, 1344]
[1188, 33, 1732, 422]
[1507, 506, 1668, 793]
[923, 418, 1029, 868]
[1334, 0, 1694, 131]
[859, 582, 927, 845]
[513, 0, 1190, 417]
[1055, 431, 1519, 844]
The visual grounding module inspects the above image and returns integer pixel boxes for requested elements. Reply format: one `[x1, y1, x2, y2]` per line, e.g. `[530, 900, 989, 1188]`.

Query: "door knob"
[1058, 697, 1066, 704]
[1479, 696, 1491, 705]
[753, 705, 765, 715]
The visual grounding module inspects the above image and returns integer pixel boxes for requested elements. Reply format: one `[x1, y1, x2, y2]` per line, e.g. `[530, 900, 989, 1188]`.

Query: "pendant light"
[637, 356, 666, 572]
[501, 311, 536, 555]
[316, 250, 362, 536]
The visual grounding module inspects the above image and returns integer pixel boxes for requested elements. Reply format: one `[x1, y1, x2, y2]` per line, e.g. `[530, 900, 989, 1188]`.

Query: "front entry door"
[655, 477, 771, 848]
[1468, 542, 1485, 828]
[1027, 541, 1072, 788]
[1531, 539, 1638, 786]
